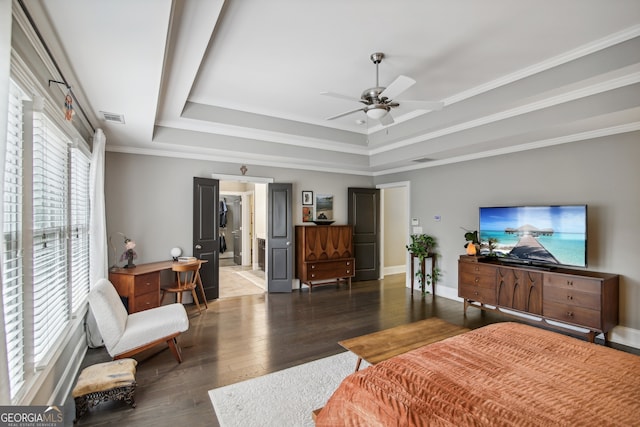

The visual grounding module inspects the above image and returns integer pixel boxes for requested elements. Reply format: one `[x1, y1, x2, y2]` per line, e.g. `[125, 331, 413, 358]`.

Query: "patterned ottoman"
[72, 358, 137, 422]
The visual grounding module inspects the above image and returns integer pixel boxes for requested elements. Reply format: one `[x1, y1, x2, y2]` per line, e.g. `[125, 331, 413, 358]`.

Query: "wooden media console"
[458, 256, 619, 342]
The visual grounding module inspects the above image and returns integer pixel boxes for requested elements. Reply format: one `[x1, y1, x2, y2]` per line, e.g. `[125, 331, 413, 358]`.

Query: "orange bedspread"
[316, 322, 640, 426]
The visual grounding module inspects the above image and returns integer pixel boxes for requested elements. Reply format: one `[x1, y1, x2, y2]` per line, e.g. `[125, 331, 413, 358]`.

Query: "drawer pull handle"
[567, 295, 573, 300]
[567, 280, 573, 286]
[566, 311, 574, 317]
[311, 274, 315, 278]
[474, 291, 479, 296]
[346, 270, 350, 274]
[311, 265, 315, 269]
[475, 278, 479, 283]
[346, 262, 350, 266]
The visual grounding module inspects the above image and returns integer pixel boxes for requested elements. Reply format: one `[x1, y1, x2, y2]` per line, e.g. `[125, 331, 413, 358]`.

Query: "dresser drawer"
[306, 259, 354, 281]
[131, 290, 159, 313]
[133, 273, 160, 296]
[543, 301, 601, 330]
[459, 263, 496, 287]
[459, 283, 497, 305]
[544, 274, 601, 294]
[543, 285, 600, 310]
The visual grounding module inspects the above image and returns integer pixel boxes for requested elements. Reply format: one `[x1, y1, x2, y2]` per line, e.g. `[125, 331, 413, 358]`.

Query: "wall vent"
[412, 157, 435, 163]
[99, 111, 125, 124]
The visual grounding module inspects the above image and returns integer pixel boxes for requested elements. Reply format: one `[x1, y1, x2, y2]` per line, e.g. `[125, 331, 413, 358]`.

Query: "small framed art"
[302, 206, 314, 222]
[302, 191, 313, 205]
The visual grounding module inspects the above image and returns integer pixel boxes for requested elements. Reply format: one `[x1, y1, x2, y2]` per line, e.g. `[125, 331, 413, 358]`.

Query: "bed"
[315, 322, 640, 426]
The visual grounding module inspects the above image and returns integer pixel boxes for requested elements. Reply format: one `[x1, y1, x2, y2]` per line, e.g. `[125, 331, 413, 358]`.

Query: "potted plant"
[406, 234, 440, 294]
[463, 229, 480, 255]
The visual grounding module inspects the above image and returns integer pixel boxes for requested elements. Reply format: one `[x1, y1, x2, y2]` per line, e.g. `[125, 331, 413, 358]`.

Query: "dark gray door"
[193, 177, 219, 300]
[348, 187, 380, 281]
[267, 183, 293, 292]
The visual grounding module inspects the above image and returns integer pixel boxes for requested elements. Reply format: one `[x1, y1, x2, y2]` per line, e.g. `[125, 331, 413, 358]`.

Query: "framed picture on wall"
[302, 206, 314, 222]
[315, 194, 333, 220]
[302, 191, 313, 205]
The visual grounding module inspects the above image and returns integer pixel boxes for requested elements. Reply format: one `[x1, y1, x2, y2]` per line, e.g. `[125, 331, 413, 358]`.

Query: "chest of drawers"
[109, 264, 164, 313]
[295, 225, 354, 292]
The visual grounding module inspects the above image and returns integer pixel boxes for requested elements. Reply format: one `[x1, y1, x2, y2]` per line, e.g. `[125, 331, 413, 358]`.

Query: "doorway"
[377, 182, 412, 288]
[218, 183, 267, 298]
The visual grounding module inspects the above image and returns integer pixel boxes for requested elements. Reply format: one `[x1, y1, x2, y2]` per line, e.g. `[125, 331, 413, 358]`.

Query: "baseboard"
[384, 265, 405, 276]
[610, 325, 640, 349]
[435, 285, 462, 301]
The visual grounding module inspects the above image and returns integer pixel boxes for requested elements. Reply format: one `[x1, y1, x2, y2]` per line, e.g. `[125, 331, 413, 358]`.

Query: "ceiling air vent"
[412, 157, 435, 163]
[99, 111, 125, 124]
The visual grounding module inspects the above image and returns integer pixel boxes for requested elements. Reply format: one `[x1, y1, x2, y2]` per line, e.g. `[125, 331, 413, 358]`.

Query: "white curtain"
[87, 128, 108, 347]
[0, 0, 13, 403]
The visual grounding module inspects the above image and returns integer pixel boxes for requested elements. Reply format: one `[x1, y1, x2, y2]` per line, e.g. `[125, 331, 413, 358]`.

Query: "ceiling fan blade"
[380, 75, 415, 100]
[326, 107, 365, 120]
[397, 100, 444, 111]
[320, 91, 363, 104]
[379, 112, 395, 126]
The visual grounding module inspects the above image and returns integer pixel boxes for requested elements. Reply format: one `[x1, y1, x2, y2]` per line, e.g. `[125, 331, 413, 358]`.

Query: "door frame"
[376, 181, 412, 287]
[212, 174, 274, 289]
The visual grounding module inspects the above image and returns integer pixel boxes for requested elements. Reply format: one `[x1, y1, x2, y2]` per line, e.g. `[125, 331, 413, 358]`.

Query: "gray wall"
[105, 135, 640, 345]
[104, 152, 372, 266]
[374, 133, 640, 339]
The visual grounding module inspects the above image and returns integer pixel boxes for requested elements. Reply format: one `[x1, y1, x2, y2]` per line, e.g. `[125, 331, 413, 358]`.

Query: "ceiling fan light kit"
[322, 52, 444, 125]
[366, 105, 388, 120]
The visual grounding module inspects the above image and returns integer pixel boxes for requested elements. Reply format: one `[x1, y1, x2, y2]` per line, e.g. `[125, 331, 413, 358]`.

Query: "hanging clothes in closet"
[219, 232, 227, 253]
[220, 199, 228, 228]
[219, 198, 228, 253]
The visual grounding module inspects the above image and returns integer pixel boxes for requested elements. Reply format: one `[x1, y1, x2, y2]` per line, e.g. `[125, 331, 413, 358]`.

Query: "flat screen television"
[479, 205, 587, 268]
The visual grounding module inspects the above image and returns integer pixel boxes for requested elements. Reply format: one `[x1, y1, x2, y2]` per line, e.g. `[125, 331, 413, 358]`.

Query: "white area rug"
[209, 351, 368, 427]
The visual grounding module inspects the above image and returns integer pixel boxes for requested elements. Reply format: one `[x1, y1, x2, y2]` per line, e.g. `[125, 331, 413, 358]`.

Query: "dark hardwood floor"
[69, 274, 638, 426]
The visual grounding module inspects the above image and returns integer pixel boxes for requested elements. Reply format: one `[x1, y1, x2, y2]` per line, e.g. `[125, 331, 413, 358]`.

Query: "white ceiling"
[24, 0, 640, 175]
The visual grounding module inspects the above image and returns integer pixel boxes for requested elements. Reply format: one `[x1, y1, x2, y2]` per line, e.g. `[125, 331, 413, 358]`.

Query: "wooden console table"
[410, 253, 436, 296]
[109, 260, 207, 313]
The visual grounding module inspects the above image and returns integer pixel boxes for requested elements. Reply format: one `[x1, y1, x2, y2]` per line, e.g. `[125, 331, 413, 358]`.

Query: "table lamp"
[170, 247, 182, 261]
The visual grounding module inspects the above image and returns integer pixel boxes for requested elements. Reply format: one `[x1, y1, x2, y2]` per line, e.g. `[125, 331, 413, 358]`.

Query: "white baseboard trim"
[384, 265, 406, 276]
[435, 285, 462, 301]
[610, 325, 640, 349]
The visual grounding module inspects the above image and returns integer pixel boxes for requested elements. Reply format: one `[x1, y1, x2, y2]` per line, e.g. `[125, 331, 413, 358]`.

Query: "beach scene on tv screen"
[479, 206, 587, 267]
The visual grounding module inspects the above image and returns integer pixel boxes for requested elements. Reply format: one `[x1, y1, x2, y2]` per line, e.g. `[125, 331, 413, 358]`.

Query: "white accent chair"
[89, 278, 189, 363]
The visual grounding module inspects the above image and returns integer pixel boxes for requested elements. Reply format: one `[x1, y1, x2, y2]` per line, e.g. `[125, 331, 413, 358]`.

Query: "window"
[1, 79, 91, 400]
[3, 80, 26, 398]
[70, 148, 90, 313]
[31, 113, 70, 365]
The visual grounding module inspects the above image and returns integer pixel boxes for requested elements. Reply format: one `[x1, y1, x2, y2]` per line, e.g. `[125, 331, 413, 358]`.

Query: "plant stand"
[410, 252, 436, 297]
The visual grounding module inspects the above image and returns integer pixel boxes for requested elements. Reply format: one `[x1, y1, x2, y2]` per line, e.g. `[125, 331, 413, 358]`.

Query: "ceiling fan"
[321, 52, 444, 126]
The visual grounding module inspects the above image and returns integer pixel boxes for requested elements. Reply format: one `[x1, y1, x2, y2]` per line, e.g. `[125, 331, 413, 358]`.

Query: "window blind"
[2, 80, 25, 397]
[31, 114, 70, 366]
[70, 148, 90, 313]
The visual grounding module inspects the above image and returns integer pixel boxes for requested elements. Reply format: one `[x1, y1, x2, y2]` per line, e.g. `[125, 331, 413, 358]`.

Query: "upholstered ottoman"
[72, 358, 137, 422]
